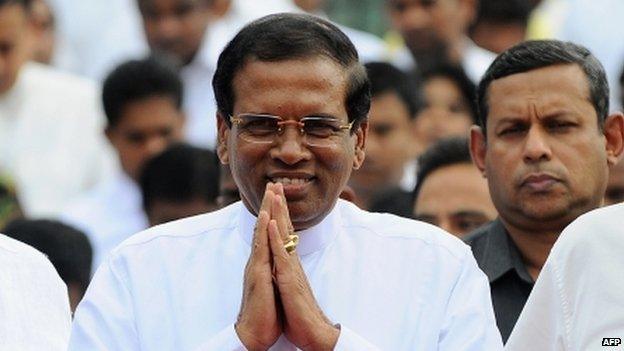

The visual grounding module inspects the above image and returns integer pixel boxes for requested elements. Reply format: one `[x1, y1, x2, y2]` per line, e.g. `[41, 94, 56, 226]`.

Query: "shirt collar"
[480, 219, 534, 284]
[238, 200, 341, 256]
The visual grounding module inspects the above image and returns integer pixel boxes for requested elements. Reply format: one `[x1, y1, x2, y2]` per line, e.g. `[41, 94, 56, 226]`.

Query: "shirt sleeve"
[504, 258, 568, 351]
[333, 324, 382, 350]
[193, 324, 247, 351]
[438, 248, 504, 351]
[68, 257, 140, 350]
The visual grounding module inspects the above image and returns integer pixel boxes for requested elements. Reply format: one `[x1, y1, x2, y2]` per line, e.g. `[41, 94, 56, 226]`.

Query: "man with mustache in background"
[466, 40, 624, 343]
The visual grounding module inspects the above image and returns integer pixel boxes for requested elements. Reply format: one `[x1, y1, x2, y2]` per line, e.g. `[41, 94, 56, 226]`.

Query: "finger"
[250, 183, 275, 261]
[268, 219, 292, 274]
[273, 184, 294, 242]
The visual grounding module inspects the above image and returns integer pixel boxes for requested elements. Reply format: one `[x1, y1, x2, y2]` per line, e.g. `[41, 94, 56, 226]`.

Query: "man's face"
[414, 163, 496, 237]
[106, 95, 185, 181]
[350, 92, 415, 191]
[0, 4, 33, 94]
[138, 0, 212, 65]
[217, 57, 367, 230]
[605, 159, 624, 205]
[472, 64, 613, 231]
[387, 0, 473, 55]
[415, 76, 474, 154]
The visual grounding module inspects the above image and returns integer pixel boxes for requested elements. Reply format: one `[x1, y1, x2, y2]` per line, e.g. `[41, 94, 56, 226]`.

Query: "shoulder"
[338, 200, 471, 262]
[463, 220, 497, 247]
[0, 234, 61, 279]
[21, 62, 99, 98]
[110, 203, 240, 255]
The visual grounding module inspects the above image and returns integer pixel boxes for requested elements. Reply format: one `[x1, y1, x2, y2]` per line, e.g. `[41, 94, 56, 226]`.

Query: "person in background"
[3, 218, 92, 312]
[469, 0, 531, 54]
[349, 61, 420, 211]
[217, 164, 240, 208]
[69, 13, 503, 350]
[385, 0, 496, 82]
[61, 56, 185, 270]
[0, 232, 71, 350]
[140, 143, 220, 226]
[466, 40, 624, 342]
[413, 64, 478, 156]
[28, 0, 56, 64]
[413, 137, 496, 237]
[0, 0, 115, 217]
[0, 175, 22, 229]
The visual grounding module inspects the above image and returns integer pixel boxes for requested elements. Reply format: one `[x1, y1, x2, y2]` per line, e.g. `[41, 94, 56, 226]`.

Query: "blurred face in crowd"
[415, 75, 474, 154]
[217, 56, 367, 230]
[106, 96, 185, 181]
[387, 0, 475, 56]
[414, 162, 496, 237]
[471, 21, 526, 55]
[148, 197, 218, 225]
[138, 0, 213, 65]
[351, 91, 416, 192]
[471, 64, 623, 231]
[605, 160, 624, 205]
[29, 0, 55, 64]
[0, 3, 33, 94]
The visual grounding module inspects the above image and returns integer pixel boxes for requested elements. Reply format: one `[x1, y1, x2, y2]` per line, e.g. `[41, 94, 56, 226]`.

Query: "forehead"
[417, 163, 489, 207]
[138, 0, 204, 11]
[486, 64, 594, 119]
[0, 4, 28, 36]
[231, 57, 349, 116]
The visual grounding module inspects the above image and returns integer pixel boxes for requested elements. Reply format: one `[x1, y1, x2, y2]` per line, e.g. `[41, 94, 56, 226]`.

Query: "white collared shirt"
[505, 203, 624, 351]
[0, 234, 71, 350]
[0, 62, 116, 217]
[60, 171, 148, 272]
[69, 200, 503, 350]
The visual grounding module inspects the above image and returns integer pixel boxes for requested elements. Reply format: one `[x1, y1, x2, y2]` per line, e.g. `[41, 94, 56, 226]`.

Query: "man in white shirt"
[505, 203, 624, 351]
[69, 13, 503, 350]
[385, 0, 496, 82]
[0, 0, 115, 217]
[0, 233, 71, 350]
[62, 56, 186, 270]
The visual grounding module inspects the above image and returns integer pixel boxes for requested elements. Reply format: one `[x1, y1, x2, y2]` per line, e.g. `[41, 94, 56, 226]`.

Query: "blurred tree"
[325, 0, 389, 37]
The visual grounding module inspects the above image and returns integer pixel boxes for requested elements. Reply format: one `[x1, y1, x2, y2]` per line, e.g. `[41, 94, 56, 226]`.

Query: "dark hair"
[212, 13, 371, 131]
[365, 61, 421, 118]
[412, 137, 473, 206]
[0, 0, 31, 8]
[140, 143, 220, 213]
[2, 219, 92, 292]
[102, 55, 183, 128]
[420, 64, 478, 123]
[477, 40, 609, 133]
[473, 0, 531, 27]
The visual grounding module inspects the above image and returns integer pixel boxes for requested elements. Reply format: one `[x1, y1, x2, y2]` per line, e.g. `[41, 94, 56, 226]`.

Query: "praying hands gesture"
[235, 183, 340, 351]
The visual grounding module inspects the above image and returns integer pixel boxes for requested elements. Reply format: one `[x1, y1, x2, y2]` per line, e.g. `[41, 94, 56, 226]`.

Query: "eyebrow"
[450, 211, 490, 219]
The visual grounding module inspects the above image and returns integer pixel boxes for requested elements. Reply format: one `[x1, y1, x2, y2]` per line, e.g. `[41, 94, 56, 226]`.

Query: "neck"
[499, 217, 561, 281]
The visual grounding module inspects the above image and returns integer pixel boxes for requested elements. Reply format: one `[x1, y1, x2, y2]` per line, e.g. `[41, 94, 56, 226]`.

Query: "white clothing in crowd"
[0, 62, 115, 218]
[69, 200, 503, 350]
[0, 234, 71, 350]
[392, 38, 497, 83]
[505, 203, 624, 351]
[61, 171, 148, 272]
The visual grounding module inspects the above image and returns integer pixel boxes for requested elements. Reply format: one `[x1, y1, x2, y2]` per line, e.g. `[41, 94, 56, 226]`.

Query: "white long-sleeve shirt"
[0, 234, 71, 350]
[505, 203, 624, 351]
[69, 200, 503, 350]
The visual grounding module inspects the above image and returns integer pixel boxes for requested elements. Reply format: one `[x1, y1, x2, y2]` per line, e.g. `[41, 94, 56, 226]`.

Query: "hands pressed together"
[235, 183, 340, 351]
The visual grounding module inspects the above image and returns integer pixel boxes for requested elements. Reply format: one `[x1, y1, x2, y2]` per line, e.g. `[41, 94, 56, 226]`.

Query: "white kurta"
[505, 203, 624, 351]
[0, 62, 116, 217]
[69, 200, 502, 350]
[0, 234, 71, 350]
[60, 171, 149, 272]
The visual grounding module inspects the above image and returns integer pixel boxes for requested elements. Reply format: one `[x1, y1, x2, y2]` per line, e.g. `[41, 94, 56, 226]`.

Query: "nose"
[153, 16, 180, 41]
[523, 126, 552, 164]
[269, 127, 312, 165]
[144, 136, 169, 158]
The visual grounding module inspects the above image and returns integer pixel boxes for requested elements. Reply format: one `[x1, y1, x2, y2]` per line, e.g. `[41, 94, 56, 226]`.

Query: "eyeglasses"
[230, 113, 354, 147]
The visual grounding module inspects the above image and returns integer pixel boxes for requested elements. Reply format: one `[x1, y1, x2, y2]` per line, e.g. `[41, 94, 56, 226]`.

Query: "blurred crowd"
[1, 0, 623, 348]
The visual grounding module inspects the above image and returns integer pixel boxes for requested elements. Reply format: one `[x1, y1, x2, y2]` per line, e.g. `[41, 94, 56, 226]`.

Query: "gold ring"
[284, 233, 299, 253]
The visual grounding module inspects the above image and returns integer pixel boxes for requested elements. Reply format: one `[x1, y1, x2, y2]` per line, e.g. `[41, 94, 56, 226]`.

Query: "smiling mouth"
[269, 177, 313, 185]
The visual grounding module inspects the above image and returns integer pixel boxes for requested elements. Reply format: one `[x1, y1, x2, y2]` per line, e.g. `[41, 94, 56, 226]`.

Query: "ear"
[352, 120, 368, 170]
[603, 112, 624, 167]
[216, 112, 230, 165]
[469, 125, 487, 177]
[459, 0, 478, 25]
